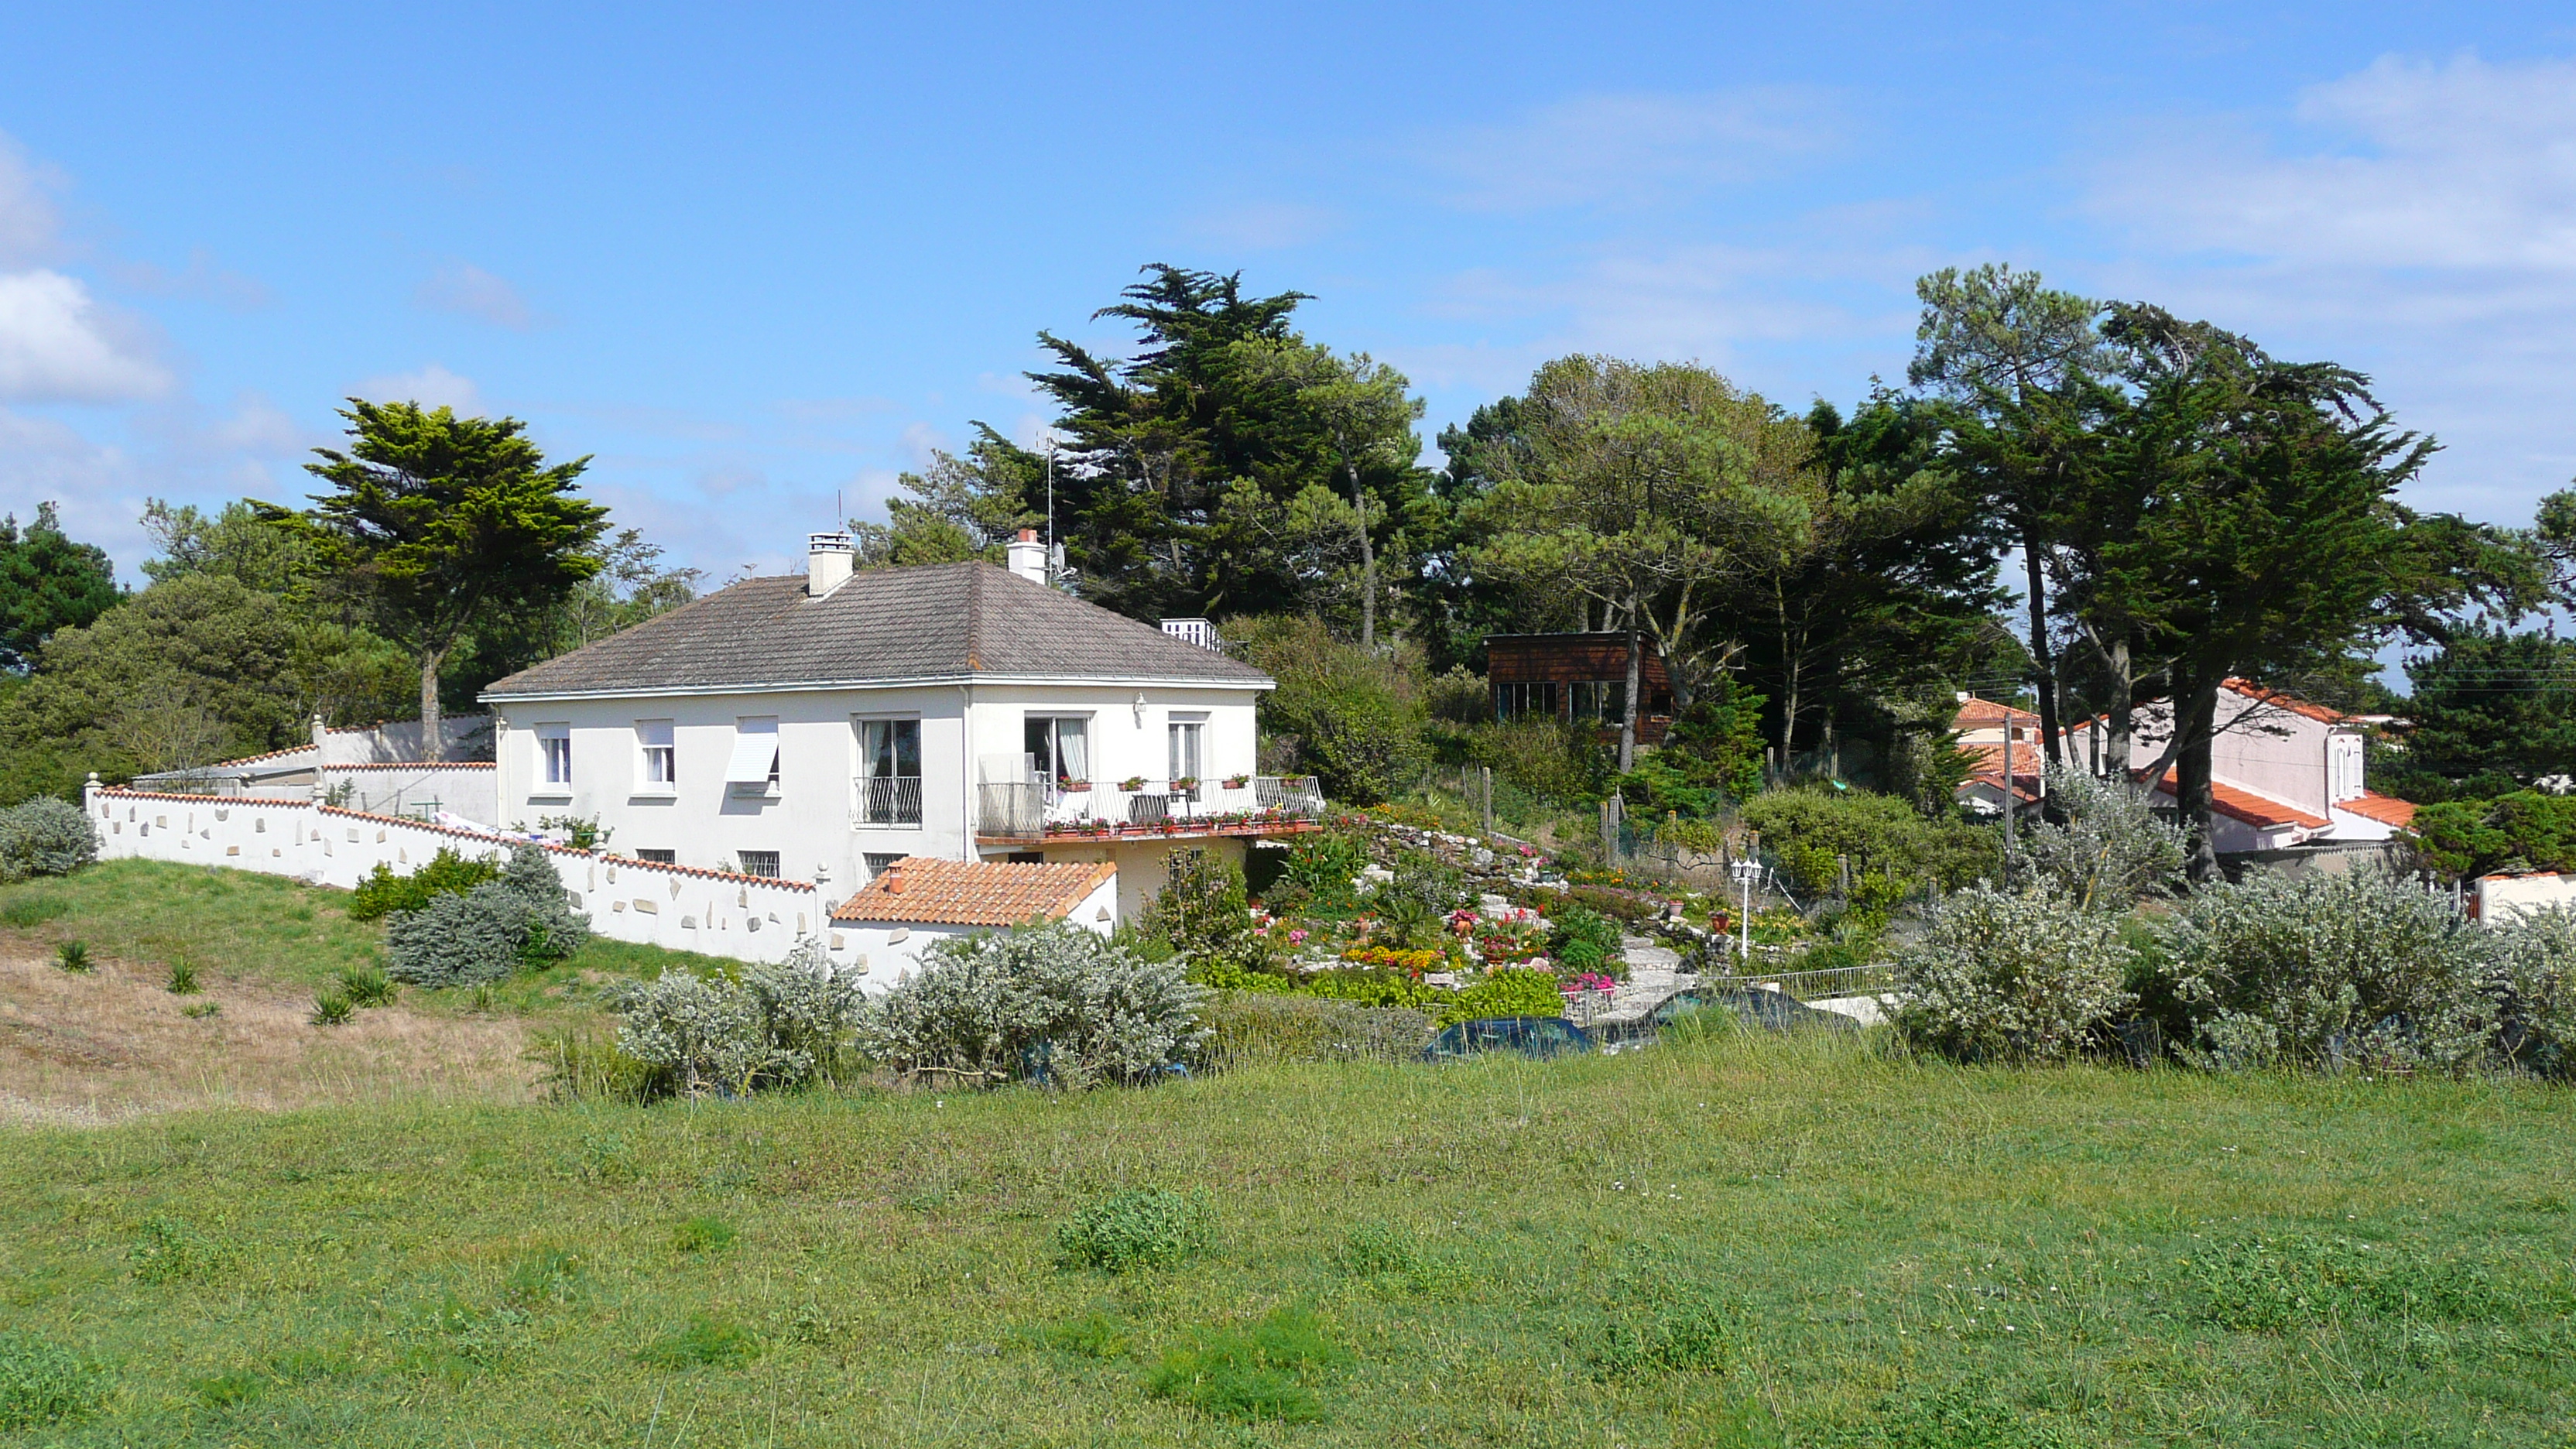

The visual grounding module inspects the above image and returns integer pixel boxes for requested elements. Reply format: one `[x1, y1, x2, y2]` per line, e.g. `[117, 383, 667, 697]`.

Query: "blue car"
[1421, 1016, 1597, 1062]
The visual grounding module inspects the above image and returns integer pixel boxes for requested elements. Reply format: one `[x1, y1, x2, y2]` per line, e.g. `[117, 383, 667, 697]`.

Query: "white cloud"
[2083, 51, 2576, 519]
[1424, 88, 1847, 212]
[899, 420, 949, 466]
[414, 262, 536, 329]
[351, 363, 481, 412]
[0, 134, 65, 269]
[0, 269, 174, 402]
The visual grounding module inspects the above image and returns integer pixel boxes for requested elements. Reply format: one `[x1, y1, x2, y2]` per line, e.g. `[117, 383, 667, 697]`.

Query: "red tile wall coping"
[320, 762, 496, 771]
[92, 788, 814, 892]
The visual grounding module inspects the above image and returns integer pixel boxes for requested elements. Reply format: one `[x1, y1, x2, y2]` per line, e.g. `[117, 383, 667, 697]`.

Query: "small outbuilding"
[827, 855, 1118, 991]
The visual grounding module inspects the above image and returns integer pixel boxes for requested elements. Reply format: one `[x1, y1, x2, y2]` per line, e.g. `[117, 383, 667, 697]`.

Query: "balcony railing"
[855, 775, 924, 827]
[978, 776, 1324, 840]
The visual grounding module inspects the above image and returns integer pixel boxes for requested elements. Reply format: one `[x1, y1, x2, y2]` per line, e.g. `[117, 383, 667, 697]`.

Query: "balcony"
[854, 775, 924, 827]
[978, 776, 1324, 844]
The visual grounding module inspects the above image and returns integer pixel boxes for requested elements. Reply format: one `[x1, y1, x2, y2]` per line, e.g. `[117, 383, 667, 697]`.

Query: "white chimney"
[807, 532, 854, 597]
[1005, 527, 1047, 584]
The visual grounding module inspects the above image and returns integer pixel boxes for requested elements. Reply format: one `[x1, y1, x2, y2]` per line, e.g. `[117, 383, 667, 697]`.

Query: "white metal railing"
[977, 776, 1323, 838]
[854, 776, 923, 827]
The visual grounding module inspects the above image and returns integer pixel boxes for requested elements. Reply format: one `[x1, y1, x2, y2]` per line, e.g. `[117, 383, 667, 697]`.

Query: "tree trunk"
[2023, 531, 2064, 768]
[2105, 634, 2133, 776]
[2174, 682, 2222, 885]
[1348, 460, 1375, 652]
[417, 648, 447, 764]
[1773, 583, 1800, 770]
[1618, 620, 1643, 774]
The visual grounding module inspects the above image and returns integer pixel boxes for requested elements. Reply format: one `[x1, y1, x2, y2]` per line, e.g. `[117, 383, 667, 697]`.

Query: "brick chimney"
[884, 861, 905, 895]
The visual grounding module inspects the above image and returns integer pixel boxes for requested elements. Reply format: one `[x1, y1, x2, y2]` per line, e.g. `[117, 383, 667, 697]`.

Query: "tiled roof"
[481, 563, 1273, 698]
[1952, 698, 2039, 729]
[828, 856, 1116, 927]
[2337, 791, 2417, 827]
[2152, 771, 2331, 831]
[2222, 678, 2349, 724]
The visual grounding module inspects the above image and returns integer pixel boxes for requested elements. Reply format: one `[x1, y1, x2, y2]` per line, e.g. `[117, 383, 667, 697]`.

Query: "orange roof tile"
[1951, 697, 2039, 730]
[2222, 678, 2349, 724]
[829, 856, 1116, 927]
[2337, 791, 2417, 827]
[2152, 771, 2330, 831]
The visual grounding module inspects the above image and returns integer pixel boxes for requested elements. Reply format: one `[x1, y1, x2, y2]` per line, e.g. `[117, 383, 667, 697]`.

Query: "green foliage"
[536, 814, 611, 851]
[127, 1216, 225, 1284]
[1654, 677, 1767, 803]
[2186, 1235, 2527, 1332]
[1368, 848, 1469, 948]
[1442, 967, 1565, 1025]
[1547, 903, 1625, 973]
[2489, 908, 2576, 1074]
[337, 964, 395, 1008]
[2013, 767, 2184, 909]
[1139, 847, 1264, 970]
[139, 496, 328, 594]
[1274, 829, 1368, 909]
[858, 921, 1207, 1089]
[383, 844, 587, 986]
[1742, 783, 1989, 898]
[2392, 625, 2576, 794]
[1852, 1378, 2078, 1449]
[673, 1217, 738, 1253]
[310, 988, 353, 1026]
[163, 958, 196, 993]
[1145, 1305, 1346, 1423]
[2409, 790, 2576, 880]
[1195, 990, 1433, 1067]
[502, 1249, 584, 1309]
[636, 1314, 763, 1369]
[2156, 864, 2492, 1072]
[1300, 968, 1444, 1012]
[1893, 885, 2136, 1061]
[344, 840, 499, 917]
[0, 502, 118, 673]
[0, 796, 97, 880]
[53, 939, 90, 973]
[1055, 1188, 1212, 1273]
[607, 940, 863, 1098]
[0, 890, 67, 927]
[1038, 1312, 1129, 1359]
[0, 1331, 103, 1431]
[1231, 614, 1427, 803]
[1466, 716, 1611, 807]
[1596, 1302, 1731, 1378]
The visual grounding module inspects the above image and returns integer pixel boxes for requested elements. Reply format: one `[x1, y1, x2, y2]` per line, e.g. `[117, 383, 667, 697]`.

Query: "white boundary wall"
[85, 784, 842, 968]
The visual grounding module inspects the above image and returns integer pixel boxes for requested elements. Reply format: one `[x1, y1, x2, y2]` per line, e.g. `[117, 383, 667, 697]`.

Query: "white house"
[476, 530, 1324, 923]
[826, 855, 1119, 989]
[1956, 680, 2416, 855]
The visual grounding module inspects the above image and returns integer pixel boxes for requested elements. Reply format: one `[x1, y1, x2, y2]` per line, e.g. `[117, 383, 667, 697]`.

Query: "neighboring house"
[1953, 680, 2416, 855]
[477, 530, 1324, 924]
[1951, 697, 2043, 816]
[1485, 632, 1677, 742]
[826, 855, 1118, 988]
[128, 714, 498, 824]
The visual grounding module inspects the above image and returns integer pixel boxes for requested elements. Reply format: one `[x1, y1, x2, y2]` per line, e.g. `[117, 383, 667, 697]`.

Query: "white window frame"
[635, 719, 676, 795]
[853, 714, 924, 829]
[1166, 713, 1207, 784]
[533, 723, 573, 796]
[1023, 712, 1094, 786]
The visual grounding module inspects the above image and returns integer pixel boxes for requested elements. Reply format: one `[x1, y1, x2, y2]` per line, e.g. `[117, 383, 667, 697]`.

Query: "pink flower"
[1288, 929, 1308, 944]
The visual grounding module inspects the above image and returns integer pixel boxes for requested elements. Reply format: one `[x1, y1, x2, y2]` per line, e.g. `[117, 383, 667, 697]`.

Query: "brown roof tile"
[827, 856, 1117, 927]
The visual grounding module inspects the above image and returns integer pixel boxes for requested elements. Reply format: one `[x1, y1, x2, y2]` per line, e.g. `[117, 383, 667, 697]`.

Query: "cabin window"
[1492, 681, 1559, 721]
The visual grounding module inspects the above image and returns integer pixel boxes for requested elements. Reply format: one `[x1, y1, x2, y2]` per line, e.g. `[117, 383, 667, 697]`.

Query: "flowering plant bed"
[1341, 944, 1447, 975]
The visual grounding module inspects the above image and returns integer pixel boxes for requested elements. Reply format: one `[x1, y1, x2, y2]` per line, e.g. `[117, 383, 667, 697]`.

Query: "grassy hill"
[2, 1026, 2570, 1444]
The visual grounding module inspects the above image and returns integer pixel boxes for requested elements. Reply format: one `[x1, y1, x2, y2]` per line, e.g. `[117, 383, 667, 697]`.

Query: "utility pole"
[1043, 439, 1057, 587]
[2002, 708, 2016, 879]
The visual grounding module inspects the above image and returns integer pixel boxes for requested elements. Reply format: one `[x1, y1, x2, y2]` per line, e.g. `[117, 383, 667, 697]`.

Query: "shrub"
[1146, 1305, 1345, 1423]
[382, 844, 588, 988]
[0, 796, 97, 881]
[310, 989, 353, 1026]
[337, 964, 395, 1008]
[1443, 967, 1567, 1025]
[608, 938, 862, 1098]
[1369, 850, 1469, 948]
[2015, 768, 2185, 909]
[53, 940, 90, 973]
[1275, 830, 1368, 909]
[1140, 847, 1266, 971]
[1056, 1187, 1213, 1273]
[1467, 716, 1611, 809]
[1893, 885, 2135, 1061]
[1230, 614, 1427, 805]
[2156, 864, 2491, 1073]
[2408, 790, 2576, 879]
[2488, 906, 2576, 1074]
[858, 921, 1207, 1089]
[348, 846, 501, 922]
[1547, 903, 1625, 974]
[164, 959, 197, 994]
[1196, 991, 1433, 1068]
[0, 1331, 101, 1431]
[1741, 784, 1989, 899]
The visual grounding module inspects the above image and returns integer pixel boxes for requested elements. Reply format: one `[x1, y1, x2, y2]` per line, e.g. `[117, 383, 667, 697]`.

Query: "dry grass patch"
[0, 950, 540, 1123]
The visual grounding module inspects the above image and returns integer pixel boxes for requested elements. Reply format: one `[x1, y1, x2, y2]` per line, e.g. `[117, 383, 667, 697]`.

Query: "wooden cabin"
[1485, 632, 1677, 742]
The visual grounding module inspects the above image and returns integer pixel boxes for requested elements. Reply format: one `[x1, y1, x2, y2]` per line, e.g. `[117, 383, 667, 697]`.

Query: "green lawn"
[2, 1030, 2569, 1446]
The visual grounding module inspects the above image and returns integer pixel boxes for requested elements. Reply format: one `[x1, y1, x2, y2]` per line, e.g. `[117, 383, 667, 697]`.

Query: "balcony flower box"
[1118, 776, 1146, 792]
[1222, 774, 1249, 790]
[1173, 776, 1200, 790]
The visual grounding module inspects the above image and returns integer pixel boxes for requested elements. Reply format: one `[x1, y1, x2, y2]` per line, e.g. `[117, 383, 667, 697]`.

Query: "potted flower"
[1222, 773, 1249, 790]
[1063, 778, 1091, 792]
[1118, 776, 1146, 792]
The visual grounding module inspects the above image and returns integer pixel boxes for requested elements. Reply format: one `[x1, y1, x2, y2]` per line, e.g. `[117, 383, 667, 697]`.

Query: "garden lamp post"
[1731, 856, 1760, 967]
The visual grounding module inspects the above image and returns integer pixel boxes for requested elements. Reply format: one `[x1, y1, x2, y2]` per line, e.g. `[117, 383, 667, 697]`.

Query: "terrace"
[976, 774, 1325, 844]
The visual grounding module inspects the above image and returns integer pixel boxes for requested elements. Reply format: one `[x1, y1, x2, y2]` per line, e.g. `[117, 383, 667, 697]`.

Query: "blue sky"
[3, 2, 2573, 587]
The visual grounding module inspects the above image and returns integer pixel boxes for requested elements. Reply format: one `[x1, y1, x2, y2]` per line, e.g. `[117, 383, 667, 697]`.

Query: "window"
[1492, 681, 1560, 721]
[1568, 680, 1627, 724]
[637, 848, 675, 864]
[636, 720, 675, 789]
[863, 851, 906, 878]
[858, 718, 922, 825]
[1023, 715, 1091, 786]
[536, 724, 572, 789]
[724, 718, 779, 796]
[737, 850, 779, 879]
[1168, 718, 1204, 783]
